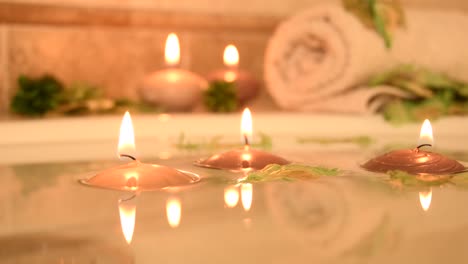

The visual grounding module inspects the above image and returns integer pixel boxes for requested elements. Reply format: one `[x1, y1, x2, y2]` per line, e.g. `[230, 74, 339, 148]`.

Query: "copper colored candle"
[80, 111, 200, 191]
[362, 119, 466, 175]
[206, 45, 260, 103]
[195, 108, 289, 171]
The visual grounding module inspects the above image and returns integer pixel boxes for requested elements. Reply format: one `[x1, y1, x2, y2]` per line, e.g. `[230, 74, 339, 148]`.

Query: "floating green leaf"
[297, 135, 374, 147]
[174, 132, 273, 151]
[242, 163, 341, 183]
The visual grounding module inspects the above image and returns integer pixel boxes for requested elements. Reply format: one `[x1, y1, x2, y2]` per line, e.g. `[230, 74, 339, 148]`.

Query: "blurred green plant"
[11, 75, 64, 116]
[369, 64, 468, 124]
[342, 0, 405, 48]
[203, 81, 238, 112]
[10, 74, 161, 117]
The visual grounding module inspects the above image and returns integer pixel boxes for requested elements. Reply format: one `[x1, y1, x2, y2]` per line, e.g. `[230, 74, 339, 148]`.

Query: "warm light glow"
[166, 197, 182, 228]
[241, 183, 253, 212]
[418, 119, 434, 147]
[118, 111, 136, 159]
[241, 108, 253, 144]
[224, 71, 237, 82]
[165, 33, 180, 66]
[223, 44, 239, 67]
[119, 199, 136, 244]
[419, 189, 432, 212]
[224, 186, 239, 208]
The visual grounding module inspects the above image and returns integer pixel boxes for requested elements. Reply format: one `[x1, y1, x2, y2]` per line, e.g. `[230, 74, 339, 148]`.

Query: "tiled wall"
[1, 1, 468, 116]
[0, 4, 279, 116]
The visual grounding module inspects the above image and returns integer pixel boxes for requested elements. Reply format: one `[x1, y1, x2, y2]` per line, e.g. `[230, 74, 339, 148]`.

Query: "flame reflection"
[166, 197, 182, 228]
[118, 196, 137, 244]
[241, 183, 253, 212]
[419, 189, 432, 212]
[224, 186, 240, 208]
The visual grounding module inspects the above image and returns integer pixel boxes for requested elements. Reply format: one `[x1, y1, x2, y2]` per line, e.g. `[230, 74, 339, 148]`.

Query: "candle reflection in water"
[224, 186, 240, 208]
[166, 196, 182, 228]
[419, 188, 432, 212]
[241, 183, 253, 212]
[118, 195, 137, 244]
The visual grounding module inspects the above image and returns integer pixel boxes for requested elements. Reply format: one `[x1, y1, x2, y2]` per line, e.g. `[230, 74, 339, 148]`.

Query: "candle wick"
[120, 154, 137, 161]
[415, 143, 432, 152]
[243, 134, 250, 147]
[119, 193, 137, 203]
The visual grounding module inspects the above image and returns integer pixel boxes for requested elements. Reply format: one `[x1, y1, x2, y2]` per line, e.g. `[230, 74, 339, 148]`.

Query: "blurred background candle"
[140, 33, 208, 111]
[207, 44, 260, 104]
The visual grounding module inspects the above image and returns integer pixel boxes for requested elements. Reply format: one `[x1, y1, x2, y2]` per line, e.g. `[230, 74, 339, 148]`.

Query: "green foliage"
[174, 132, 273, 151]
[342, 0, 405, 49]
[10, 75, 64, 116]
[297, 135, 374, 147]
[203, 81, 238, 112]
[242, 163, 341, 183]
[369, 64, 468, 124]
[386, 170, 451, 188]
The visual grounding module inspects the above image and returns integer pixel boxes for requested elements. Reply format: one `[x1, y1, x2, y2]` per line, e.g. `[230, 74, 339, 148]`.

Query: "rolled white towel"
[264, 4, 468, 113]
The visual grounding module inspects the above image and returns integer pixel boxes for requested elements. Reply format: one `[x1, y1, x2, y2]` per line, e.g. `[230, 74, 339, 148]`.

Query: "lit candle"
[195, 108, 289, 171]
[362, 119, 466, 176]
[80, 111, 200, 191]
[207, 45, 260, 103]
[140, 33, 208, 111]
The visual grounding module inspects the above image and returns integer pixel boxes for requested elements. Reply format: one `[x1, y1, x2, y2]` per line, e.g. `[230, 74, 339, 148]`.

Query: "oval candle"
[195, 108, 289, 171]
[207, 45, 260, 103]
[140, 33, 207, 111]
[362, 119, 466, 176]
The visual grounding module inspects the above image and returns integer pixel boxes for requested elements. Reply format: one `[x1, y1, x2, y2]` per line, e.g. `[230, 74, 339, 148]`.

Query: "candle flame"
[224, 186, 240, 208]
[241, 108, 253, 145]
[165, 33, 180, 66]
[166, 197, 182, 228]
[419, 189, 432, 212]
[241, 183, 253, 212]
[223, 44, 239, 67]
[118, 199, 136, 244]
[418, 119, 434, 147]
[118, 111, 136, 159]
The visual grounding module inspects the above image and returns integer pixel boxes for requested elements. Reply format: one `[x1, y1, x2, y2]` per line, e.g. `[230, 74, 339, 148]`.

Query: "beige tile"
[8, 26, 172, 100]
[7, 26, 270, 104]
[187, 30, 270, 81]
[0, 25, 8, 115]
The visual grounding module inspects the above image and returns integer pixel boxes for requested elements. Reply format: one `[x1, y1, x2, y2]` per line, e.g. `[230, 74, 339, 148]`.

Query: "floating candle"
[140, 33, 208, 111]
[195, 108, 289, 171]
[80, 111, 200, 191]
[207, 45, 260, 103]
[362, 119, 466, 175]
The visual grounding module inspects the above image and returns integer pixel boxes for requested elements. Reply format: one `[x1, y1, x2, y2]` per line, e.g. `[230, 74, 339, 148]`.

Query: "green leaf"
[203, 81, 238, 112]
[297, 135, 374, 147]
[242, 164, 341, 183]
[10, 75, 64, 116]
